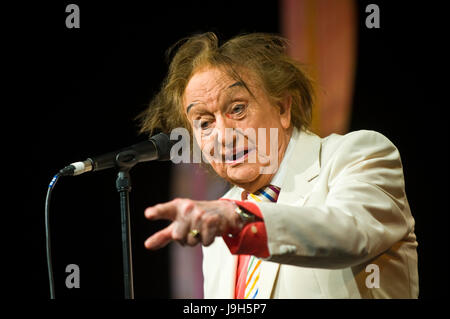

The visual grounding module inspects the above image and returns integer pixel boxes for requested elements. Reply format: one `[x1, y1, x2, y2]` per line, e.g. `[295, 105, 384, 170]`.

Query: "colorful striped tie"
[242, 185, 280, 299]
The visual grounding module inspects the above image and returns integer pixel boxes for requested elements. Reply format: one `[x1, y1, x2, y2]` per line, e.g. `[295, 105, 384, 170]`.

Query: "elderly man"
[138, 32, 418, 298]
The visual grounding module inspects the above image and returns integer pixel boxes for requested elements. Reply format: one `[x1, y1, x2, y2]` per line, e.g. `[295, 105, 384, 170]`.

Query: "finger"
[186, 209, 203, 246]
[201, 214, 221, 246]
[186, 229, 201, 246]
[145, 199, 181, 221]
[173, 219, 191, 245]
[144, 223, 176, 250]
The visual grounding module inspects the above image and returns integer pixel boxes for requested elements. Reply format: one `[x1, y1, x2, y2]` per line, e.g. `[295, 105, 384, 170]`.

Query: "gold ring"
[189, 229, 200, 238]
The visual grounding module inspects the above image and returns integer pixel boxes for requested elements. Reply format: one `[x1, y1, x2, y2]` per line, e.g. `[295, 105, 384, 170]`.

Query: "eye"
[230, 103, 246, 115]
[200, 120, 212, 130]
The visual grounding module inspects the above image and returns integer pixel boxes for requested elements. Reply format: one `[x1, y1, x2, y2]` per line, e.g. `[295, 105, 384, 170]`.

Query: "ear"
[277, 94, 292, 130]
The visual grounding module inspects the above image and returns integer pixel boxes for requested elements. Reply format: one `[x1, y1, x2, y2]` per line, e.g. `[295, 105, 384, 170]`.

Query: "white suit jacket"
[202, 129, 418, 298]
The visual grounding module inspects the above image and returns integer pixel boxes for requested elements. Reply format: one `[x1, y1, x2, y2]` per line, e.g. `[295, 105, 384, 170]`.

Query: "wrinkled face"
[183, 67, 292, 193]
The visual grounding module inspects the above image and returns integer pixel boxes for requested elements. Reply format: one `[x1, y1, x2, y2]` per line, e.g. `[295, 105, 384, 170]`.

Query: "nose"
[213, 116, 237, 157]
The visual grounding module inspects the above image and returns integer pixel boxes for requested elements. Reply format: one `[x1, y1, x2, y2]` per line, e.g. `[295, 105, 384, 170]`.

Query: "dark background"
[15, 0, 446, 299]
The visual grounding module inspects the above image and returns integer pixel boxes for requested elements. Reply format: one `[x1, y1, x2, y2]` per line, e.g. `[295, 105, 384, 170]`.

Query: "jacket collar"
[277, 129, 322, 204]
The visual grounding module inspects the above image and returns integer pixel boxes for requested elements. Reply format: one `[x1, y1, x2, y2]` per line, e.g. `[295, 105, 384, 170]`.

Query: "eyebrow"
[186, 103, 196, 114]
[228, 81, 243, 89]
[186, 81, 245, 114]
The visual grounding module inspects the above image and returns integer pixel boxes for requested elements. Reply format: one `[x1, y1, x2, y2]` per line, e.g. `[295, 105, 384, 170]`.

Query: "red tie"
[235, 254, 251, 299]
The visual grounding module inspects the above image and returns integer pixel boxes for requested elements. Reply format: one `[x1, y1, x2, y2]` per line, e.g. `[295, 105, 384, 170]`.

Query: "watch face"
[236, 206, 255, 223]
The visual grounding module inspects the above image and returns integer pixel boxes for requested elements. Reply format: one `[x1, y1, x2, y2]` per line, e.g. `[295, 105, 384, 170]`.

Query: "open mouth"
[224, 148, 254, 164]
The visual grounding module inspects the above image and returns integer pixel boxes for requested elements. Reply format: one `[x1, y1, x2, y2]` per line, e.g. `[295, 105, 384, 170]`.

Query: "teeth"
[224, 149, 252, 162]
[228, 150, 247, 162]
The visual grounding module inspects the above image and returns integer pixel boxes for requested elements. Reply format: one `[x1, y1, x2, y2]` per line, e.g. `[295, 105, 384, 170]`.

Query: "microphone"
[59, 132, 174, 176]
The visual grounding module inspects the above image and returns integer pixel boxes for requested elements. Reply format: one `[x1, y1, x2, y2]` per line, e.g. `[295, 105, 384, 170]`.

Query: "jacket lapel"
[277, 130, 322, 205]
[220, 254, 238, 298]
[257, 129, 322, 298]
[256, 260, 281, 298]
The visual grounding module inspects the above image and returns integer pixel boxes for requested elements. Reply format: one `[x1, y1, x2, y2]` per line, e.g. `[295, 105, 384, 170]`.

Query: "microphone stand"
[52, 133, 173, 299]
[116, 169, 134, 299]
[115, 150, 140, 299]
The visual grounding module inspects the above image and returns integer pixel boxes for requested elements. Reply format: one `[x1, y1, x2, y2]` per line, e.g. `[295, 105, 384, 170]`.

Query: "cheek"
[249, 119, 281, 153]
[246, 108, 279, 132]
[209, 161, 228, 180]
[199, 136, 226, 176]
[199, 134, 216, 158]
[193, 128, 203, 146]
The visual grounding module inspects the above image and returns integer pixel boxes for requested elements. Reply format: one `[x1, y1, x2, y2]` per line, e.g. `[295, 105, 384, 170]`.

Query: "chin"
[225, 163, 260, 186]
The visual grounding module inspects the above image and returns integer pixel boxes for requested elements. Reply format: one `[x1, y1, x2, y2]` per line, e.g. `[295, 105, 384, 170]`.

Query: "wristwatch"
[231, 201, 256, 224]
[227, 201, 256, 238]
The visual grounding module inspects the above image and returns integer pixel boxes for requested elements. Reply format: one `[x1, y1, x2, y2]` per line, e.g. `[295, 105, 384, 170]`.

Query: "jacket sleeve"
[258, 131, 414, 269]
[220, 199, 270, 258]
